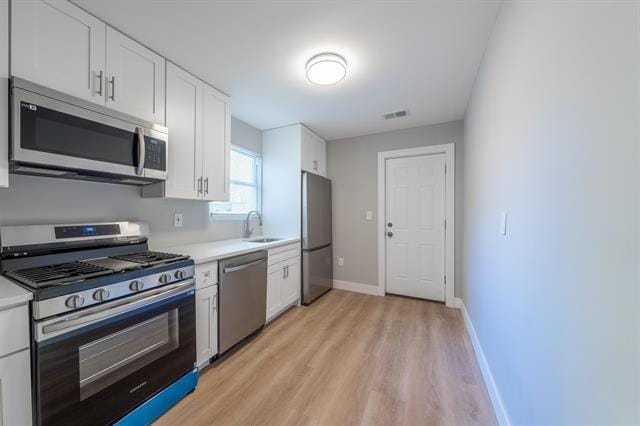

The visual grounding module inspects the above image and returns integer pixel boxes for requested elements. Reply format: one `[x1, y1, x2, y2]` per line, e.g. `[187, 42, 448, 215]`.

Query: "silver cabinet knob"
[129, 280, 144, 292]
[159, 273, 171, 284]
[65, 295, 85, 309]
[93, 288, 110, 302]
[174, 269, 186, 280]
[387, 232, 393, 237]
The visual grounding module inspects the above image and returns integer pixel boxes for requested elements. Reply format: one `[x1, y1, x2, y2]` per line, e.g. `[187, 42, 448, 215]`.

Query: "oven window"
[20, 102, 138, 166]
[78, 310, 179, 400]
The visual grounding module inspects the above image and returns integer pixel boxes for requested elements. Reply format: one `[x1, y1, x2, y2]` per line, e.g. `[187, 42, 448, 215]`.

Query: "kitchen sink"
[247, 237, 282, 243]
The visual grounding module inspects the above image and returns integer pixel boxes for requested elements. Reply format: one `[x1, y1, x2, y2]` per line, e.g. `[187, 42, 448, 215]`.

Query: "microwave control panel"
[144, 138, 167, 171]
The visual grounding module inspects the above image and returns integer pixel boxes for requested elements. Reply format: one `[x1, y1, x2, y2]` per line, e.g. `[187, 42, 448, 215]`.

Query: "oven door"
[33, 280, 195, 426]
[11, 84, 167, 181]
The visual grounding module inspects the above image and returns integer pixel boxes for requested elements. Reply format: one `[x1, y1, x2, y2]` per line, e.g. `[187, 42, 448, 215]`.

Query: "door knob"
[387, 232, 393, 237]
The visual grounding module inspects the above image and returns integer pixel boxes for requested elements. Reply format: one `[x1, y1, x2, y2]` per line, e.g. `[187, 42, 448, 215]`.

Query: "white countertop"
[158, 237, 300, 265]
[0, 276, 32, 310]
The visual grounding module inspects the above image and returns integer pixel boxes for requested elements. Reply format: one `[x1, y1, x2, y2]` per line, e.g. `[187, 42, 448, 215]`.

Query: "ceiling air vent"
[382, 109, 410, 120]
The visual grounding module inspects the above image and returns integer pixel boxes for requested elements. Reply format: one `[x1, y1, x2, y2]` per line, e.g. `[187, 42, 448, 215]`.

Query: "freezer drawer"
[302, 244, 333, 305]
[218, 251, 267, 354]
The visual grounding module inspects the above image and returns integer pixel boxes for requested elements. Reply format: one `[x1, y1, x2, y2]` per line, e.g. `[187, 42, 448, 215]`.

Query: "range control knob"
[93, 288, 110, 302]
[174, 269, 186, 280]
[65, 295, 85, 309]
[129, 280, 144, 292]
[158, 273, 171, 284]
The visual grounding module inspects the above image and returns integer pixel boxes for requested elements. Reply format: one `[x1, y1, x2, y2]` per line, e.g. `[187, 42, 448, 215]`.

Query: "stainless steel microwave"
[10, 78, 168, 185]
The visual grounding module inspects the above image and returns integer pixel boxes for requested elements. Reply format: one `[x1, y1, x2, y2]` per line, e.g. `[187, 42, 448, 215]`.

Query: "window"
[210, 146, 261, 217]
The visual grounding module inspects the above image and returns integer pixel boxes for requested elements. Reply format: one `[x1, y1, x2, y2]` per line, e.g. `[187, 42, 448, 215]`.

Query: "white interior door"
[385, 154, 446, 301]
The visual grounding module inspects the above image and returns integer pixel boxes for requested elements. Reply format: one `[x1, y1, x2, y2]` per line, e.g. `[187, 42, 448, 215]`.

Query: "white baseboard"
[460, 301, 512, 426]
[454, 297, 463, 308]
[333, 280, 382, 296]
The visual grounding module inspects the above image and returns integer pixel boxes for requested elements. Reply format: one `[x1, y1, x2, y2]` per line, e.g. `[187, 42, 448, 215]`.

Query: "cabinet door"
[283, 259, 301, 306]
[300, 126, 315, 173]
[105, 26, 165, 124]
[314, 135, 327, 177]
[11, 0, 106, 104]
[0, 0, 8, 187]
[0, 350, 32, 426]
[202, 83, 231, 201]
[196, 285, 218, 367]
[266, 265, 284, 322]
[163, 62, 203, 199]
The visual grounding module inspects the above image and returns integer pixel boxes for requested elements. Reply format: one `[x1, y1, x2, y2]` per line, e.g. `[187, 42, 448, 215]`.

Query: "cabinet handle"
[198, 177, 203, 195]
[95, 70, 103, 96]
[282, 266, 286, 279]
[312, 160, 318, 171]
[212, 294, 217, 313]
[108, 76, 115, 101]
[204, 177, 209, 195]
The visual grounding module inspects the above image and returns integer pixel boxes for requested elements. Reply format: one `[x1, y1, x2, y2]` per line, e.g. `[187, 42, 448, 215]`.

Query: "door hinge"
[444, 164, 447, 174]
[444, 275, 447, 285]
[444, 219, 447, 230]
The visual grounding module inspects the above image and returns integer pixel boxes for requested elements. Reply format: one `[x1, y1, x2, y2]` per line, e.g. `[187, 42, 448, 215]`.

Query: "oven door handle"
[136, 127, 146, 176]
[37, 280, 195, 342]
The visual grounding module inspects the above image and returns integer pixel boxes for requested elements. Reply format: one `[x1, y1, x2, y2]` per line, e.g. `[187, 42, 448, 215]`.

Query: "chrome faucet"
[244, 210, 263, 238]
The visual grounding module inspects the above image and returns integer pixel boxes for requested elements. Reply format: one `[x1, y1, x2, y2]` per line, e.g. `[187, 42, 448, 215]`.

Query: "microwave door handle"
[136, 127, 146, 176]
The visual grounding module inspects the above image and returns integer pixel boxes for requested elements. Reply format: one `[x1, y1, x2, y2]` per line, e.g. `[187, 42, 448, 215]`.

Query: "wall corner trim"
[460, 300, 512, 426]
[333, 280, 383, 296]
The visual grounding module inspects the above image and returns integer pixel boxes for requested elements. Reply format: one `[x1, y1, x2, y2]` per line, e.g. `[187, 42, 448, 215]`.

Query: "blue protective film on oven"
[114, 368, 199, 426]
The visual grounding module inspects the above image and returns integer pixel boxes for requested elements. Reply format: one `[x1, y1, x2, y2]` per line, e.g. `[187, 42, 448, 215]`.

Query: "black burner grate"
[110, 251, 189, 266]
[6, 261, 112, 288]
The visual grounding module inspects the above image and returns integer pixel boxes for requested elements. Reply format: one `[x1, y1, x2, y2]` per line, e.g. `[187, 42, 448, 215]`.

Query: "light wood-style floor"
[156, 290, 496, 426]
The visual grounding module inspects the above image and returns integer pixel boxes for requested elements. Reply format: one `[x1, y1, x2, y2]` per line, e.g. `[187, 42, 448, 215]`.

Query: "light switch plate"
[174, 213, 184, 228]
[499, 212, 507, 235]
[338, 257, 344, 266]
[365, 211, 373, 221]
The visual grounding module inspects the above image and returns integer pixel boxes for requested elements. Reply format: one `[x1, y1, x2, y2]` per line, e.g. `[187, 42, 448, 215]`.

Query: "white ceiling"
[73, 0, 500, 140]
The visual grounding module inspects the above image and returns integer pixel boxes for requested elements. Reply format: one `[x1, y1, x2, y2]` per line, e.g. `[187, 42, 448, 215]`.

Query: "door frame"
[377, 143, 455, 307]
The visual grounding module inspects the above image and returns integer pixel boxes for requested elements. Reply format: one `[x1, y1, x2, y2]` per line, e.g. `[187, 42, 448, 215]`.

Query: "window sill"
[209, 213, 259, 222]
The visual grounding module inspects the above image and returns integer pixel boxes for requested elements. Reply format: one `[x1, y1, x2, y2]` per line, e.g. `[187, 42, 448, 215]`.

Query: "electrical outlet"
[174, 213, 184, 228]
[338, 257, 344, 266]
[365, 210, 373, 221]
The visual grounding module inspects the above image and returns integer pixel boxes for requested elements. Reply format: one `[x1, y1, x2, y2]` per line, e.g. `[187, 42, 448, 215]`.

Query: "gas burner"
[6, 261, 112, 288]
[110, 251, 189, 266]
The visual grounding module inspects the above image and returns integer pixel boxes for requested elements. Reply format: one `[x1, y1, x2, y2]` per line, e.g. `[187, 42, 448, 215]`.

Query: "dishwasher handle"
[223, 258, 266, 274]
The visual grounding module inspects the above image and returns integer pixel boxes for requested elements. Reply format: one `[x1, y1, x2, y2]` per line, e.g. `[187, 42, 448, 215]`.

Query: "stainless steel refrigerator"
[301, 171, 333, 304]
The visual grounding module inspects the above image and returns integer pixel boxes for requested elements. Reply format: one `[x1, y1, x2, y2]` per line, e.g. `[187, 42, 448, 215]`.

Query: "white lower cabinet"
[196, 284, 218, 368]
[0, 349, 32, 426]
[266, 256, 300, 322]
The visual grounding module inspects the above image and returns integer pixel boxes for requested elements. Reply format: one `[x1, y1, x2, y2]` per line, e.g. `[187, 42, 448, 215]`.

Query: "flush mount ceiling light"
[305, 53, 347, 86]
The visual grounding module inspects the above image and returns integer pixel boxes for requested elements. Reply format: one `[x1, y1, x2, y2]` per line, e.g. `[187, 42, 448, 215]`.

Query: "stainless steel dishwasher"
[218, 250, 267, 354]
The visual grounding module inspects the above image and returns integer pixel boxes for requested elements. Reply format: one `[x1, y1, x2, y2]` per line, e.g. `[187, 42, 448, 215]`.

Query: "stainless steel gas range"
[0, 222, 197, 426]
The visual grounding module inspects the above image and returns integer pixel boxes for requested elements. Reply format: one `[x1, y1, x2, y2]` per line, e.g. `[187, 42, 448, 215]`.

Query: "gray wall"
[0, 117, 262, 249]
[327, 121, 464, 296]
[463, 2, 639, 424]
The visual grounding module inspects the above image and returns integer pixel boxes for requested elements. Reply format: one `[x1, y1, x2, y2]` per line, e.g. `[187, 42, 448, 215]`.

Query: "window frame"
[209, 145, 262, 221]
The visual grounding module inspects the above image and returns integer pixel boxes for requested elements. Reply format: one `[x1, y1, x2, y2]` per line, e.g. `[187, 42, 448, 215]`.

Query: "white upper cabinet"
[162, 62, 202, 199]
[105, 26, 165, 124]
[301, 126, 327, 177]
[143, 63, 230, 201]
[11, 0, 106, 104]
[202, 83, 230, 201]
[1, 0, 9, 187]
